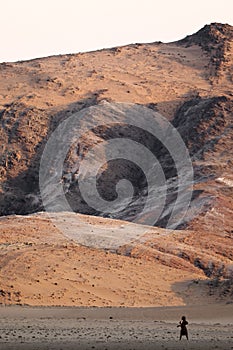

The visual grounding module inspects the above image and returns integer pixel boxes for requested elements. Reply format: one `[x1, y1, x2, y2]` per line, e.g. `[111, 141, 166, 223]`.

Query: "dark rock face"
[173, 96, 233, 163]
[0, 102, 50, 215]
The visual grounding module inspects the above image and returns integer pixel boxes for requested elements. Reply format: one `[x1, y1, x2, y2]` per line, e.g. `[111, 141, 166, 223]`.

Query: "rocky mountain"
[0, 23, 233, 306]
[0, 23, 232, 226]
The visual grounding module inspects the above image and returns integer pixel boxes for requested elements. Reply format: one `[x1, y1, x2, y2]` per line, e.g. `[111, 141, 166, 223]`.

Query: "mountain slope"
[0, 23, 232, 226]
[0, 23, 233, 306]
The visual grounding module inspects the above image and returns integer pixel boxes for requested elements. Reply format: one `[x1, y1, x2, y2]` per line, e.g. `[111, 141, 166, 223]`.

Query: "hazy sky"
[1, 0, 232, 62]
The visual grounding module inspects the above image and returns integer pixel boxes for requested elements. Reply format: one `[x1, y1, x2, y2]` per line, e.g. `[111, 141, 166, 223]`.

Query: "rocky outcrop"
[173, 96, 233, 165]
[178, 23, 233, 79]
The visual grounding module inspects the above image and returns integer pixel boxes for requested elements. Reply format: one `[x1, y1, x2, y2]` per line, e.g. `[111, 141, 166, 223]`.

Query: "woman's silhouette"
[177, 316, 189, 340]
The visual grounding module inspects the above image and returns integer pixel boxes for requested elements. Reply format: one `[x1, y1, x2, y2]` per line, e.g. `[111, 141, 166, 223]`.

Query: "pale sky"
[1, 0, 232, 62]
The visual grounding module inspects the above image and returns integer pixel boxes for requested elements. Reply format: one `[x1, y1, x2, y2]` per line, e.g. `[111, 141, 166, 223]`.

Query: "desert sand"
[0, 304, 233, 350]
[1, 212, 232, 307]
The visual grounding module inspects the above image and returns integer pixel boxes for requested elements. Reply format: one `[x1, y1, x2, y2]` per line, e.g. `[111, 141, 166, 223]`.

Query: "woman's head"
[181, 316, 186, 321]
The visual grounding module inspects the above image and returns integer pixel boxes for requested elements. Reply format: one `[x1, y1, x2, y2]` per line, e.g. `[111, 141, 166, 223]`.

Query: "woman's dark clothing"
[180, 320, 188, 335]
